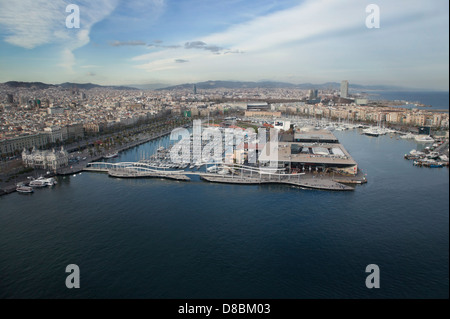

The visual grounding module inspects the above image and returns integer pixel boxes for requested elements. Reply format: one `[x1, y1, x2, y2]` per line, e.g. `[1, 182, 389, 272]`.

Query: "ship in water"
[29, 177, 57, 188]
[414, 135, 435, 143]
[363, 127, 385, 137]
[400, 132, 417, 139]
[104, 152, 119, 159]
[16, 183, 34, 194]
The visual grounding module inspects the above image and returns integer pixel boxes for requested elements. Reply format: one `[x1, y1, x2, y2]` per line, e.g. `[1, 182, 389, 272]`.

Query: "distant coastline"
[357, 90, 449, 110]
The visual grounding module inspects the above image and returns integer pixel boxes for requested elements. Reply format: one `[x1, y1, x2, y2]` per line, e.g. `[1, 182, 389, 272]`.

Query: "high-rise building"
[193, 84, 197, 95]
[308, 89, 318, 100]
[6, 94, 13, 104]
[340, 80, 349, 98]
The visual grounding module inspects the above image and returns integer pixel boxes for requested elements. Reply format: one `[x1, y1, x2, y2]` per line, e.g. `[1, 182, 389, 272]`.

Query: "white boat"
[400, 133, 416, 139]
[363, 125, 388, 137]
[42, 177, 57, 186]
[409, 149, 425, 156]
[414, 135, 435, 143]
[194, 162, 202, 168]
[16, 185, 34, 193]
[104, 152, 119, 159]
[363, 128, 380, 137]
[29, 179, 47, 188]
[207, 165, 220, 173]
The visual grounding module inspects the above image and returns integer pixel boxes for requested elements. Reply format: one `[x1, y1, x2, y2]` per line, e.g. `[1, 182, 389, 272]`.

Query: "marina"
[83, 124, 368, 191]
[2, 118, 447, 196]
[60, 118, 449, 192]
[404, 140, 449, 168]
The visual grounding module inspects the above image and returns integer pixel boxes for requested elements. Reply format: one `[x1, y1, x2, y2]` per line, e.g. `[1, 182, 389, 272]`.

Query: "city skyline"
[0, 0, 448, 90]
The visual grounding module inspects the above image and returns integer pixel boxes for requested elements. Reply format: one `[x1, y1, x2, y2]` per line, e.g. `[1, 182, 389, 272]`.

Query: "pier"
[84, 162, 356, 191]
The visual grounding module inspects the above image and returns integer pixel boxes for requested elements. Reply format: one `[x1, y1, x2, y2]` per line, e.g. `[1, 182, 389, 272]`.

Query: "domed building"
[22, 146, 69, 172]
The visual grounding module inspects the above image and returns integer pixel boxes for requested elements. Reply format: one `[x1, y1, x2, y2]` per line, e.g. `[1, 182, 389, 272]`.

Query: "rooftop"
[261, 130, 357, 166]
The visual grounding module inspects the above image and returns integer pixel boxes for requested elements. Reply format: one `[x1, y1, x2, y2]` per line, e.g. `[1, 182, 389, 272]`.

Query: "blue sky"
[0, 0, 448, 89]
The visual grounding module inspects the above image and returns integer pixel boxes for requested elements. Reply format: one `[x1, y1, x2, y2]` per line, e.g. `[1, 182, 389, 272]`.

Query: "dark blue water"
[0, 130, 448, 299]
[363, 91, 449, 110]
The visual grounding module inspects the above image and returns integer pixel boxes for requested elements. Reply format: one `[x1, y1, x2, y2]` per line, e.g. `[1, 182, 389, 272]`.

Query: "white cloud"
[60, 48, 76, 73]
[0, 0, 119, 71]
[131, 0, 448, 89]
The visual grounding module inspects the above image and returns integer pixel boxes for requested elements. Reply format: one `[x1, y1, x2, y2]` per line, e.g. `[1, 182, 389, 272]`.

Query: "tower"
[308, 89, 318, 100]
[340, 80, 349, 98]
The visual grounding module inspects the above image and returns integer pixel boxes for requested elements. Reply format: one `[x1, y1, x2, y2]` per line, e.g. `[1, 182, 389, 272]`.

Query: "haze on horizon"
[0, 0, 448, 90]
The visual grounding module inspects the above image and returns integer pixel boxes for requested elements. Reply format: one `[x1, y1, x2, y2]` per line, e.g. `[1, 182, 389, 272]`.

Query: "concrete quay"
[108, 169, 190, 181]
[199, 174, 355, 191]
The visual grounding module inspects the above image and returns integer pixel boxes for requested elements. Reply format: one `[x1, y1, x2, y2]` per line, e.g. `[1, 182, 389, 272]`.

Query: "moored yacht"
[104, 152, 119, 159]
[363, 128, 380, 137]
[414, 135, 435, 143]
[400, 133, 416, 139]
[16, 183, 34, 193]
[29, 177, 47, 187]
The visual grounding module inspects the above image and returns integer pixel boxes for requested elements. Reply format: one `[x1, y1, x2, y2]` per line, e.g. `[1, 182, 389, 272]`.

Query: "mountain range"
[156, 80, 408, 91]
[3, 81, 138, 91]
[3, 80, 411, 91]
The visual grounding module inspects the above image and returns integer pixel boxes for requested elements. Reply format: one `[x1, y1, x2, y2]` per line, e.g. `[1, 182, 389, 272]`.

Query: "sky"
[0, 0, 448, 90]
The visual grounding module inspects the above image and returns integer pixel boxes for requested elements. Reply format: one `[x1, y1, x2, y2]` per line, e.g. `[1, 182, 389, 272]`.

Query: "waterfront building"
[22, 146, 69, 171]
[259, 130, 358, 175]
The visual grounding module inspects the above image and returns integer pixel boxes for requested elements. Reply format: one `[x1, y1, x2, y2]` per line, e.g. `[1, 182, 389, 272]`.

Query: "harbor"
[82, 124, 367, 192]
[2, 117, 448, 196]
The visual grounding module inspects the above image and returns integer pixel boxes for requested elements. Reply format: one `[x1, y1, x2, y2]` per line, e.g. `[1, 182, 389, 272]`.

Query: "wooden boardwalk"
[200, 174, 354, 191]
[108, 170, 190, 181]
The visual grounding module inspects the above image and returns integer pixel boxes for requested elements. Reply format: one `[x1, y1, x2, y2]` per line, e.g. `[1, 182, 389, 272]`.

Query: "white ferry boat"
[29, 179, 47, 188]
